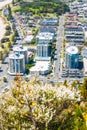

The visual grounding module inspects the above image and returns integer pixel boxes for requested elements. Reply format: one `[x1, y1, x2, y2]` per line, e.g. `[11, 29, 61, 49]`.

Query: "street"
[53, 15, 65, 82]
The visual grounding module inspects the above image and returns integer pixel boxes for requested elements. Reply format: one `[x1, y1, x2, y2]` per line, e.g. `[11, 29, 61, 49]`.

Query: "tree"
[0, 77, 81, 130]
[25, 64, 34, 74]
[5, 25, 11, 31]
[1, 38, 9, 43]
[12, 0, 15, 5]
[80, 78, 87, 100]
[10, 35, 15, 43]
[6, 5, 12, 21]
[0, 51, 3, 60]
[3, 77, 8, 82]
[5, 30, 11, 36]
[63, 79, 67, 86]
[7, 41, 12, 47]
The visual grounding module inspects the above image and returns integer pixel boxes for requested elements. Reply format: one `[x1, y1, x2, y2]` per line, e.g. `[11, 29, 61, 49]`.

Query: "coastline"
[0, 17, 6, 41]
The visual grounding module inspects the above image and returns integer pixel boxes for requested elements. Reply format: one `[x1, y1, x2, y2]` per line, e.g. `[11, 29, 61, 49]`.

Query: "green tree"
[5, 25, 11, 31]
[5, 30, 11, 36]
[0, 51, 3, 60]
[63, 79, 67, 86]
[7, 5, 12, 20]
[80, 78, 87, 100]
[12, 0, 15, 5]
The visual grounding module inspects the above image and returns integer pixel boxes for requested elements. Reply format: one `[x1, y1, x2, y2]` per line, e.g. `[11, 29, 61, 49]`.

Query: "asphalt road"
[53, 15, 65, 82]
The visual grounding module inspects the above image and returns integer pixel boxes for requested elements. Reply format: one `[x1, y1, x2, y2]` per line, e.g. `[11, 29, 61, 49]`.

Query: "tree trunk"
[45, 122, 48, 130]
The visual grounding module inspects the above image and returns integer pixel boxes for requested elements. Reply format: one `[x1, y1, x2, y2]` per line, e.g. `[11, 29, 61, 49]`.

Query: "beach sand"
[0, 0, 12, 9]
[0, 0, 12, 41]
[0, 17, 6, 41]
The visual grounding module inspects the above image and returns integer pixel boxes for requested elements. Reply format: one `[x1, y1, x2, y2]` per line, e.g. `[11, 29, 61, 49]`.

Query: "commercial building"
[30, 61, 51, 75]
[13, 45, 28, 63]
[36, 32, 55, 44]
[8, 53, 25, 75]
[65, 46, 79, 69]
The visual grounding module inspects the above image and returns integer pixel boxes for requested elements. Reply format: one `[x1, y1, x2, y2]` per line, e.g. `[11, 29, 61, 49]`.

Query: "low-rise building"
[65, 26, 83, 34]
[40, 18, 58, 26]
[36, 32, 55, 44]
[24, 35, 34, 43]
[61, 69, 83, 78]
[30, 60, 51, 75]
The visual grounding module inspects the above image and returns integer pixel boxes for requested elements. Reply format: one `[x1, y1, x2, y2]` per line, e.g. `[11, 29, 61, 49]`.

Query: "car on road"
[3, 76, 8, 82]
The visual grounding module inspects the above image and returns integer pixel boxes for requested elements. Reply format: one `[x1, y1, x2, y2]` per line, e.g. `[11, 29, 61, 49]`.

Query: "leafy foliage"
[0, 77, 86, 130]
[12, 1, 70, 15]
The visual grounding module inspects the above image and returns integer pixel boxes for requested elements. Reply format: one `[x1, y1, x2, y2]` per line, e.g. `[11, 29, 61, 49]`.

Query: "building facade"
[13, 45, 28, 63]
[8, 53, 25, 75]
[37, 44, 52, 57]
[65, 46, 79, 69]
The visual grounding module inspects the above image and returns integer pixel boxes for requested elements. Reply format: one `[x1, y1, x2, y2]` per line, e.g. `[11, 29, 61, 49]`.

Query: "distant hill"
[23, 0, 74, 3]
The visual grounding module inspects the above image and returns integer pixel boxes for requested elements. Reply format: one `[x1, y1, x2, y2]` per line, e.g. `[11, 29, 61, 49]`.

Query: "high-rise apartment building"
[65, 46, 79, 69]
[37, 44, 51, 57]
[13, 45, 28, 63]
[8, 53, 25, 75]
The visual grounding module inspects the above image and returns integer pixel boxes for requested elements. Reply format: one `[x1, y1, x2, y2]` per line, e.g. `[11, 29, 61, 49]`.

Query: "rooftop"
[30, 61, 50, 72]
[36, 57, 51, 61]
[36, 32, 54, 40]
[24, 35, 34, 42]
[66, 46, 78, 54]
[9, 53, 24, 59]
[13, 45, 28, 52]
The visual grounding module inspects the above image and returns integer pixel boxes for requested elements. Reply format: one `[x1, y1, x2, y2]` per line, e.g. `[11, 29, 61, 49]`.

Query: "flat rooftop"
[36, 32, 54, 40]
[30, 61, 50, 72]
[66, 46, 78, 54]
[9, 53, 24, 59]
[13, 45, 27, 52]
